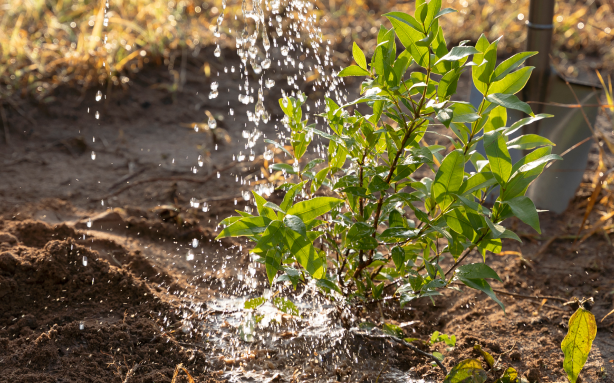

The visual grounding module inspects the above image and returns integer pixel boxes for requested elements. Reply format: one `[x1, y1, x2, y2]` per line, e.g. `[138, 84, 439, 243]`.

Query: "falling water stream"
[85, 0, 432, 381]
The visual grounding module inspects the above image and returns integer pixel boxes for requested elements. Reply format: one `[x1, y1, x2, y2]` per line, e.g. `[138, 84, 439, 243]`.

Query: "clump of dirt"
[0, 222, 223, 383]
[5, 219, 78, 248]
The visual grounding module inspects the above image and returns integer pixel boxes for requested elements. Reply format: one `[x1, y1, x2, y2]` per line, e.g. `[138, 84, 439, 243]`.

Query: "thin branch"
[351, 330, 448, 376]
[97, 161, 237, 201]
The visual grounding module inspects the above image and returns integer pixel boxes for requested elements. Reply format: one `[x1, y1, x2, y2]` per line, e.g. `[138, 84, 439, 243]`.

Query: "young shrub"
[217, 1, 560, 313]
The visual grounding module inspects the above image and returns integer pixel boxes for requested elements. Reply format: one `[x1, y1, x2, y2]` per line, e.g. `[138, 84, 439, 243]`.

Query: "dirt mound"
[5, 219, 78, 248]
[0, 227, 222, 382]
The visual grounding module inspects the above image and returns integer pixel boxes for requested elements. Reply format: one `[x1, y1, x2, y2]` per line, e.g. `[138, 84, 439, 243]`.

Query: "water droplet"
[95, 111, 100, 119]
[214, 45, 221, 57]
[281, 46, 289, 56]
[209, 90, 219, 99]
[186, 250, 195, 261]
[208, 116, 217, 130]
[91, 151, 96, 160]
[271, 0, 280, 13]
[282, 97, 289, 107]
[276, 26, 283, 37]
[249, 150, 256, 161]
[82, 256, 88, 266]
[95, 90, 102, 101]
[255, 90, 266, 118]
[293, 160, 300, 172]
[192, 238, 199, 248]
[265, 79, 275, 88]
[262, 58, 271, 69]
[229, 108, 234, 115]
[263, 149, 274, 161]
[79, 322, 85, 330]
[190, 197, 200, 208]
[87, 219, 92, 228]
[197, 155, 204, 167]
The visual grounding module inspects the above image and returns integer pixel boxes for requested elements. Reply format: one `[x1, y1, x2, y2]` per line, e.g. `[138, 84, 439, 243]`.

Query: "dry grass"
[0, 0, 612, 101]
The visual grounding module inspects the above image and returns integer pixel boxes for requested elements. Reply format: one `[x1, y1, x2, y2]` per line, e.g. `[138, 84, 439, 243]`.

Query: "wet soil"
[1, 46, 614, 382]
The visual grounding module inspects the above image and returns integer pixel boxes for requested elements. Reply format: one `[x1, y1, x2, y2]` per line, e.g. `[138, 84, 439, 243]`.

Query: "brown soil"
[1, 46, 613, 383]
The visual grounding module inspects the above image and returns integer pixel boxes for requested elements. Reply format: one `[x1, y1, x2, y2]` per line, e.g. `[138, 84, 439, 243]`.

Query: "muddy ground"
[1, 44, 614, 383]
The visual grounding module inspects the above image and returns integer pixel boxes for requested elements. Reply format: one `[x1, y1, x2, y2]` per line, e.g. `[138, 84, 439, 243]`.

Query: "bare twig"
[532, 236, 558, 259]
[108, 167, 148, 190]
[352, 330, 448, 376]
[489, 287, 568, 303]
[122, 362, 140, 383]
[98, 161, 237, 201]
[375, 361, 389, 383]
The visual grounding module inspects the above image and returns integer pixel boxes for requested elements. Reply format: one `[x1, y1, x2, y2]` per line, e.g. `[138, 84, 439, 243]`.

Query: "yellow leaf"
[561, 308, 597, 383]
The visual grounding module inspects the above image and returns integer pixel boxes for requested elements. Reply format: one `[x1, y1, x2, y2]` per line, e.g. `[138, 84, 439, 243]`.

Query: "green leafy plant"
[217, 0, 559, 313]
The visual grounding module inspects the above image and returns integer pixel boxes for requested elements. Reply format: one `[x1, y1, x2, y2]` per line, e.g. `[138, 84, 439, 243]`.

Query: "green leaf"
[272, 297, 300, 316]
[264, 138, 292, 157]
[252, 220, 285, 253]
[283, 229, 325, 279]
[391, 246, 405, 270]
[515, 153, 562, 174]
[270, 163, 298, 174]
[253, 191, 279, 220]
[368, 175, 389, 193]
[352, 42, 368, 70]
[244, 297, 267, 310]
[280, 182, 304, 212]
[316, 278, 343, 294]
[504, 196, 541, 234]
[216, 216, 271, 239]
[351, 236, 380, 250]
[348, 222, 376, 241]
[493, 51, 537, 82]
[304, 158, 325, 173]
[484, 131, 512, 185]
[445, 208, 478, 241]
[435, 46, 480, 65]
[433, 7, 457, 22]
[507, 134, 554, 150]
[489, 66, 534, 95]
[382, 323, 405, 338]
[264, 201, 286, 214]
[432, 150, 464, 210]
[472, 40, 497, 94]
[460, 278, 505, 312]
[286, 197, 343, 222]
[443, 359, 487, 383]
[456, 263, 502, 281]
[283, 214, 307, 238]
[459, 171, 497, 195]
[485, 217, 506, 239]
[385, 12, 430, 67]
[561, 308, 597, 383]
[484, 105, 507, 133]
[265, 248, 282, 284]
[473, 344, 495, 368]
[389, 210, 407, 228]
[494, 367, 518, 383]
[504, 113, 553, 136]
[220, 215, 243, 226]
[438, 69, 462, 100]
[486, 93, 534, 116]
[278, 266, 300, 289]
[338, 65, 370, 77]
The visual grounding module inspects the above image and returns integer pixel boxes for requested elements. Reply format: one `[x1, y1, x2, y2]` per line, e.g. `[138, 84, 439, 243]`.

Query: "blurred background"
[0, 0, 612, 101]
